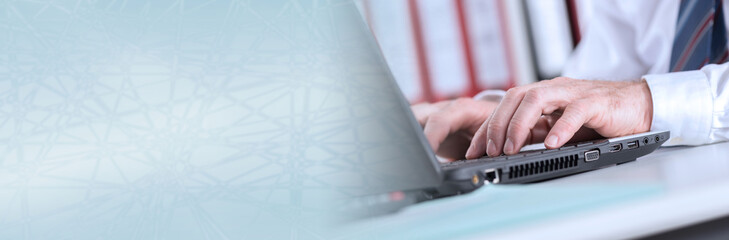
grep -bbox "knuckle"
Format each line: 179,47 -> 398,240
487,120 -> 505,133
473,122 -> 488,136
504,87 -> 524,98
523,88 -> 544,104
561,111 -> 587,128
560,116 -> 582,130
508,118 -> 529,132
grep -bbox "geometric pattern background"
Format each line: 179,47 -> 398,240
0,0 -> 438,238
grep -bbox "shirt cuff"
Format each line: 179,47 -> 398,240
473,89 -> 506,102
643,70 -> 713,146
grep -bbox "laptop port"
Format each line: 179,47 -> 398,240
585,149 -> 600,162
471,174 -> 480,185
484,168 -> 501,184
643,137 -> 649,144
627,140 -> 639,149
609,144 -> 622,153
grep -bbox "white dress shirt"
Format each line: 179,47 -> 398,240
479,0 -> 729,146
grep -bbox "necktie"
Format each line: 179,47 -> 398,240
670,0 -> 728,72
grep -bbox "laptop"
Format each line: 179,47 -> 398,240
345,4 -> 670,217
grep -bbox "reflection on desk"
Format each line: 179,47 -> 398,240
345,141 -> 729,239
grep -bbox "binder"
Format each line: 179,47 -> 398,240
462,0 -> 516,93
360,0 -> 536,103
524,0 -> 574,79
361,0 -> 424,102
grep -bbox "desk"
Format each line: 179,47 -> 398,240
349,141 -> 729,239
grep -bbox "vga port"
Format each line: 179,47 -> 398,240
585,149 -> 600,162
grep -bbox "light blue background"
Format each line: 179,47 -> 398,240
0,0 -> 434,238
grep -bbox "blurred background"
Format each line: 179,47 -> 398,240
357,0 -> 596,103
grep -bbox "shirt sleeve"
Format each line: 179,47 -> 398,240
644,63 -> 729,146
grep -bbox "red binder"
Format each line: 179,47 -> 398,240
362,0 -> 521,103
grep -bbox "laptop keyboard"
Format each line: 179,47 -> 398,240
441,141 -> 598,169
442,155 -> 508,168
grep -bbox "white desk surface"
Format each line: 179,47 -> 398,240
351,141 -> 729,239
488,141 -> 729,239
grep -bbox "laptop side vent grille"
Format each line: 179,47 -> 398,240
508,154 -> 579,179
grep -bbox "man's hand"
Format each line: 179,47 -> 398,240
411,98 -> 498,160
465,77 -> 653,158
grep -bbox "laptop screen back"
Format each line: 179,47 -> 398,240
335,5 -> 445,194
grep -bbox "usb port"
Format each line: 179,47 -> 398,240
627,140 -> 639,149
609,144 -> 622,153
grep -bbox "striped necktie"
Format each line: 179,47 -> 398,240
670,0 -> 729,72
